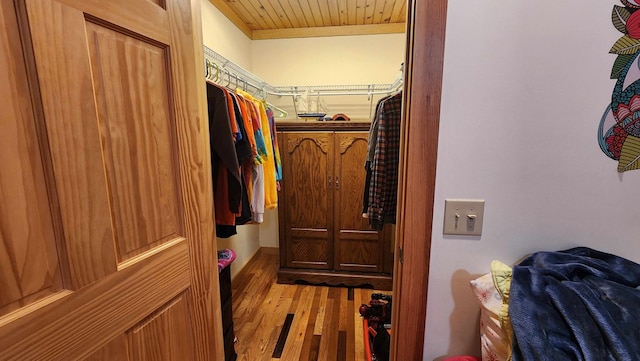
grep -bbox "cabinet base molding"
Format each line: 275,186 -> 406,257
277,268 -> 392,290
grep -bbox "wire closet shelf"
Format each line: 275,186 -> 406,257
203,45 -> 403,118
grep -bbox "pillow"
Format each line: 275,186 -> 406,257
469,262 -> 513,361
491,260 -> 513,349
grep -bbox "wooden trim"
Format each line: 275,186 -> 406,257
391,0 -> 447,360
276,121 -> 371,132
252,23 -> 406,40
277,268 -> 392,290
206,0 -> 253,39
169,0 -> 225,359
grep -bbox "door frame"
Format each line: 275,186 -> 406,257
391,0 -> 447,360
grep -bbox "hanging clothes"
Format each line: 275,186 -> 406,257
207,83 -> 243,238
237,89 -> 279,210
236,92 -> 266,223
365,91 -> 403,230
205,80 -> 282,235
266,107 -> 283,182
229,94 -> 254,226
362,94 -> 394,216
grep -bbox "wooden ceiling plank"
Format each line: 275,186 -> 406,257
277,0 -> 302,27
389,0 -> 405,23
259,0 -> 288,29
347,0 -> 357,25
372,0 -> 387,23
285,0 -> 310,27
398,0 -> 407,22
298,0 -> 318,27
243,0 -> 275,30
356,0 -> 365,25
253,0 -> 280,29
307,0 -> 325,27
364,0 -> 376,24
207,0 -> 253,37
268,0 -> 294,28
326,0 -> 340,26
252,22 -> 405,39
231,0 -> 268,31
379,0 -> 394,23
317,0 -> 333,27
337,0 -> 348,25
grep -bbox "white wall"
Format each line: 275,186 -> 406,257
252,35 -> 405,85
252,34 -> 406,121
425,1 -> 640,359
201,0 -> 259,279
200,0 -> 252,69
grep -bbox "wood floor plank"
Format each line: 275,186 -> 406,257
313,287 -> 329,335
230,247 -> 390,361
339,288 -> 348,331
315,300 -> 338,361
337,330 -> 347,361
298,287 -> 323,361
279,286 -> 314,360
353,289 -> 365,361
347,296 -> 355,360
309,334 -> 321,361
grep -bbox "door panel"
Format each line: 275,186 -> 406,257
86,22 -> 183,262
0,0 -> 223,359
0,0 -> 62,317
25,0 -> 118,288
128,293 -> 194,361
282,132 -> 333,269
285,133 -> 331,229
333,132 -> 381,272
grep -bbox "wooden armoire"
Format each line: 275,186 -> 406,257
0,0 -> 225,359
277,122 -> 393,290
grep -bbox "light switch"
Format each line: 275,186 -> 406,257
443,199 -> 485,236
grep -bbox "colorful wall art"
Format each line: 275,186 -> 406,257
599,1 -> 640,172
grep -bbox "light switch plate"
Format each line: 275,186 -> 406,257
443,199 -> 485,236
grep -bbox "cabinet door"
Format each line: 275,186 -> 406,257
0,0 -> 224,360
280,132 -> 334,269
333,132 -> 385,272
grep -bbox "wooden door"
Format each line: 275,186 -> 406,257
280,132 -> 334,270
333,132 -> 386,273
0,0 -> 224,360
391,0 -> 447,359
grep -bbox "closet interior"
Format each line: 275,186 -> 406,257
202,2 -> 407,359
205,46 -> 402,289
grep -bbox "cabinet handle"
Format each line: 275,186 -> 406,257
328,176 -> 333,189
335,176 -> 340,190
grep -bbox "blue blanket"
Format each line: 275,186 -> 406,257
510,247 -> 640,361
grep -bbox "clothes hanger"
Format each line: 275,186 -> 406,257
212,62 -> 220,82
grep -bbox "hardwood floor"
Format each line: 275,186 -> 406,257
231,247 -> 389,361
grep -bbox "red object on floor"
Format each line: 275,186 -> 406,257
442,357 -> 481,361
363,319 -> 373,361
363,318 -> 393,361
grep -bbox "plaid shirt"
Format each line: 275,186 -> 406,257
367,92 -> 402,229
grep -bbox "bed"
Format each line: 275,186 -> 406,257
470,247 -> 640,361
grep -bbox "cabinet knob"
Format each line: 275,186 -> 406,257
335,176 -> 340,190
328,176 -> 333,189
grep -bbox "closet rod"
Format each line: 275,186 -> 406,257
204,49 -> 288,117
203,45 -> 403,97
